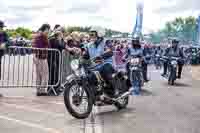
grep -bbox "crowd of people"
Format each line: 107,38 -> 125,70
0,21 -> 188,97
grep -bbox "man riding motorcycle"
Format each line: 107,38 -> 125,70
81,28 -> 117,95
125,37 -> 148,83
162,39 -> 185,79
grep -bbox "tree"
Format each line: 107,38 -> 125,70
6,27 -> 32,39
149,16 -> 198,44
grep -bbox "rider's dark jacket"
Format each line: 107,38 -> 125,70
163,47 -> 185,58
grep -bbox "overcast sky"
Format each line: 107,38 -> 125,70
0,0 -> 199,33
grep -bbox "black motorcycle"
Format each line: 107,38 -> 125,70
162,56 -> 180,85
63,58 -> 131,119
125,55 -> 144,95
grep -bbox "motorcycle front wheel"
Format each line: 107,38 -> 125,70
168,68 -> 176,85
64,81 -> 94,119
115,97 -> 129,110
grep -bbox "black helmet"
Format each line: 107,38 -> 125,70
172,38 -> 179,44
132,37 -> 140,45
131,37 -> 141,48
0,20 -> 6,28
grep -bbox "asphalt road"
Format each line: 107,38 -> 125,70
0,65 -> 200,133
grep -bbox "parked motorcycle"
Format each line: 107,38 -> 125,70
63,58 -> 131,119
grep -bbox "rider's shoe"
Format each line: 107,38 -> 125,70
161,73 -> 167,77
36,92 -> 48,96
177,75 -> 181,79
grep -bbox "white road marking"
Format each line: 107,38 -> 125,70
0,115 -> 62,133
1,103 -> 65,117
2,96 -> 64,105
48,101 -> 64,105
84,106 -> 104,133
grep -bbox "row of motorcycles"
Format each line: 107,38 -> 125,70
63,54 -> 183,119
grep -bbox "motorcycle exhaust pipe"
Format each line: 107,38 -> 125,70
115,88 -> 134,101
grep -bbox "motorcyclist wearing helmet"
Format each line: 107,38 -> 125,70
0,20 -> 9,97
125,37 -> 148,82
162,39 -> 185,78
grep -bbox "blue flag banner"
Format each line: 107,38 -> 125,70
132,3 -> 143,38
198,16 -> 200,43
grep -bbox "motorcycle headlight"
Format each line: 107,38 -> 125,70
130,58 -> 140,65
70,59 -> 79,71
156,54 -> 160,57
171,60 -> 177,65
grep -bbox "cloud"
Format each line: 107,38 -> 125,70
7,5 -> 50,11
1,0 -> 199,32
58,3 -> 102,14
154,0 -> 200,14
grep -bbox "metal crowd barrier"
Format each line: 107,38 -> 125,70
0,46 -> 61,92
61,50 -> 75,86
0,47 -> 129,95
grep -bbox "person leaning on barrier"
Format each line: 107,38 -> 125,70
60,35 -> 82,84
48,29 -> 66,96
0,20 -> 9,97
32,24 -> 51,96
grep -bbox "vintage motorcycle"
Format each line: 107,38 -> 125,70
126,55 -> 144,95
63,58 -> 131,119
161,56 -> 180,85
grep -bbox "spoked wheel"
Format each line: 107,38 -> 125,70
64,82 -> 93,119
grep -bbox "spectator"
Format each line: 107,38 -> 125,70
61,35 -> 82,83
48,30 -> 65,95
32,24 -> 50,96
0,20 -> 8,97
53,24 -> 61,31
